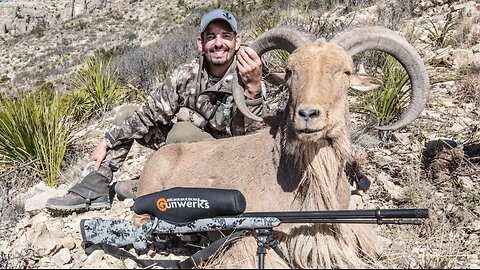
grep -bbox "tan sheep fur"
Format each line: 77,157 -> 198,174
134,39 -> 383,268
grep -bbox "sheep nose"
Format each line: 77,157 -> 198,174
298,108 -> 320,121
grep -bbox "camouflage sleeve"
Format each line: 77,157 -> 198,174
104,62 -> 196,148
246,79 -> 267,117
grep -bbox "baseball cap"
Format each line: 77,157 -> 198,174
199,8 -> 237,34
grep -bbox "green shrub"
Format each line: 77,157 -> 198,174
62,88 -> 95,122
0,93 -> 37,165
31,90 -> 74,186
75,20 -> 88,31
0,88 -> 74,186
351,52 -> 410,128
71,56 -> 128,116
425,11 -> 458,48
249,14 -> 289,73
30,26 -> 45,37
0,75 -> 10,84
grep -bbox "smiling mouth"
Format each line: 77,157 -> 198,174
211,49 -> 228,55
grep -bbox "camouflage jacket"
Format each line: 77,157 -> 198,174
104,54 -> 266,149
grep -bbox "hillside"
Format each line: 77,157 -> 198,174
0,0 -> 209,94
0,0 -> 479,268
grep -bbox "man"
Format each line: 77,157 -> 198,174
46,8 -> 265,212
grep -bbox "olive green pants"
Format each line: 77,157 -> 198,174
165,122 -> 213,144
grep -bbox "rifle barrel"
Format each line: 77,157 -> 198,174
240,208 -> 429,220
254,219 -> 423,225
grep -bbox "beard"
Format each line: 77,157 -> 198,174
204,46 -> 236,67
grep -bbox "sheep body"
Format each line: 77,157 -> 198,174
135,40 -> 383,268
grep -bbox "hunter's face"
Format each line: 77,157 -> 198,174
197,20 -> 240,69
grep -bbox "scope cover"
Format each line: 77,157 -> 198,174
133,187 -> 246,224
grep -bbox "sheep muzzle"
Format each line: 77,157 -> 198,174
294,104 -> 326,133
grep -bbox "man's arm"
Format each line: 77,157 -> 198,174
104,83 -> 180,148
89,139 -> 109,171
89,80 -> 182,171
101,60 -> 198,154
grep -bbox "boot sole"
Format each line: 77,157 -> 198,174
46,202 -> 111,212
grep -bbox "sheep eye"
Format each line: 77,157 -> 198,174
344,70 -> 351,76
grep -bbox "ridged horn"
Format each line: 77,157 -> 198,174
233,27 -> 313,122
329,26 -> 430,130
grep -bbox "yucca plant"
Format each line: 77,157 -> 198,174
62,88 -> 95,122
0,93 -> 37,166
31,90 -> 74,186
71,55 -> 127,116
0,89 -> 74,186
425,11 -> 458,48
351,52 -> 410,127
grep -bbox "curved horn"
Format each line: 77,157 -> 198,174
233,27 -> 314,122
329,26 -> 430,130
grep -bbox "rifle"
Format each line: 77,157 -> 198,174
80,187 -> 429,269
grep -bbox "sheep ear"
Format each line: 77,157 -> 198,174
350,75 -> 382,91
265,72 -> 287,86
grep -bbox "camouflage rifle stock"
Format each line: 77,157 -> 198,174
80,208 -> 429,268
80,216 -> 281,250
80,188 -> 429,269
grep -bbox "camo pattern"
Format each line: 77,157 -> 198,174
81,219 -> 152,250
80,217 -> 281,251
100,53 -> 265,172
104,54 -> 265,149
152,216 -> 281,234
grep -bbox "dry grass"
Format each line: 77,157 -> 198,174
111,25 -> 198,92
0,169 -> 35,243
379,217 -> 466,268
450,15 -> 480,49
354,116 -> 480,268
455,74 -> 480,108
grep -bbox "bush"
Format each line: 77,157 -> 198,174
111,26 -> 198,92
0,75 -> 10,84
424,11 -> 458,48
0,88 -> 74,186
71,55 -> 128,117
376,0 -> 423,30
62,88 -> 95,122
350,52 -> 410,128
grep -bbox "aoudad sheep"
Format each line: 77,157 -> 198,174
133,26 -> 430,268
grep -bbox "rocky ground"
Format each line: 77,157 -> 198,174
0,0 -> 479,269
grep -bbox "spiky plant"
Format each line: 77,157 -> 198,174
351,52 -> 410,128
71,55 -> 127,116
0,89 -> 74,186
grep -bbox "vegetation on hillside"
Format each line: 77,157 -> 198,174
0,0 -> 478,268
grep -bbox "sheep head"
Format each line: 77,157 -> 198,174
286,40 -> 354,142
234,26 -> 429,131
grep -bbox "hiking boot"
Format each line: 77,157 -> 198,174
114,179 -> 139,200
46,192 -> 110,212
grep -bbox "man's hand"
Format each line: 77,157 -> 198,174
237,47 -> 262,99
89,139 -> 109,171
